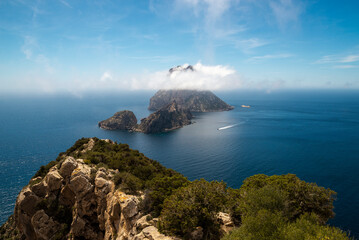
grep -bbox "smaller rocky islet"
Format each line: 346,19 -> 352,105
99,101 -> 192,134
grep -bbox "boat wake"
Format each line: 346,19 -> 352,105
217,123 -> 240,131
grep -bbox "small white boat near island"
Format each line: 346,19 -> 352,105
241,105 -> 251,108
218,124 -> 239,131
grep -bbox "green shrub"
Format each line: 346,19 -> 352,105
33,161 -> 57,178
222,212 -> 351,240
239,185 -> 287,218
240,174 -> 336,223
113,172 -> 143,194
159,179 -> 229,239
146,174 -> 189,217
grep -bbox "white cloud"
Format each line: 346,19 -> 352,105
21,36 -> 36,60
100,72 -> 113,82
339,55 -> 359,63
248,53 -> 292,62
130,62 -> 241,90
59,0 -> 72,8
21,36 -> 54,74
235,38 -> 269,53
315,54 -> 359,64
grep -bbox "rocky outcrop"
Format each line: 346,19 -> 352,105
137,101 -> 192,134
99,110 -> 138,130
99,102 -> 192,134
1,138 -> 237,240
8,153 -> 176,239
148,90 -> 234,112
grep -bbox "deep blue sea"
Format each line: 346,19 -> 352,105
0,90 -> 358,237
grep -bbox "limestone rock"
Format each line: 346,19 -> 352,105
7,140 -> 177,240
148,89 -> 234,112
31,180 -> 47,198
99,110 -> 138,130
59,156 -> 78,178
137,101 -> 192,134
31,210 -> 60,240
217,212 -> 234,233
45,170 -> 63,192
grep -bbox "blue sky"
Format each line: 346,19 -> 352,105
1,0 -> 359,93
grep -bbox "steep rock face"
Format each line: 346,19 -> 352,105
99,110 -> 137,130
9,151 -> 175,239
148,90 -> 234,112
137,101 -> 192,134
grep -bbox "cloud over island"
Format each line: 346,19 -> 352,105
129,62 -> 241,90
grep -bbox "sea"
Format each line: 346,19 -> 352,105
0,90 -> 358,237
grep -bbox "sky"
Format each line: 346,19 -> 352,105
1,0 -> 359,94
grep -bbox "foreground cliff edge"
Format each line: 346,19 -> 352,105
0,138 -> 352,240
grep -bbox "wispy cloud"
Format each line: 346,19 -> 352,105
129,55 -> 182,63
333,65 -> 358,69
340,55 -> 359,63
21,36 -> 54,74
269,0 -> 304,30
315,54 -> 359,64
100,72 -> 113,82
247,53 -> 293,62
59,0 -> 72,8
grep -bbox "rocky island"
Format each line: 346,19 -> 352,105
148,89 -> 234,112
136,101 -> 192,134
0,138 -> 351,240
99,101 -> 192,134
98,110 -> 137,130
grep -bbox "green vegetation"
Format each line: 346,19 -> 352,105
222,174 -> 350,240
159,179 -> 229,239
30,138 -> 351,240
239,174 -> 336,223
67,138 -> 189,214
222,211 -> 351,240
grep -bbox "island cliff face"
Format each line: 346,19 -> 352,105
137,101 -> 192,134
98,110 -> 137,130
148,90 -> 234,112
98,102 -> 192,134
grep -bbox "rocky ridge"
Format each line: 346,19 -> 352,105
5,139 -> 176,240
136,101 -> 192,134
98,110 -> 137,130
148,90 -> 234,112
99,101 -> 192,133
1,138 -> 234,240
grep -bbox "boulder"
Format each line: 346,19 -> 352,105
45,170 -> 63,192
31,210 -> 60,240
59,156 -> 78,178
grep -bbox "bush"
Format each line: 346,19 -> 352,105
239,185 -> 287,218
33,161 -> 57,178
159,179 -> 229,239
223,212 -> 351,240
146,175 -> 189,217
239,174 -> 336,223
113,172 -> 143,194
